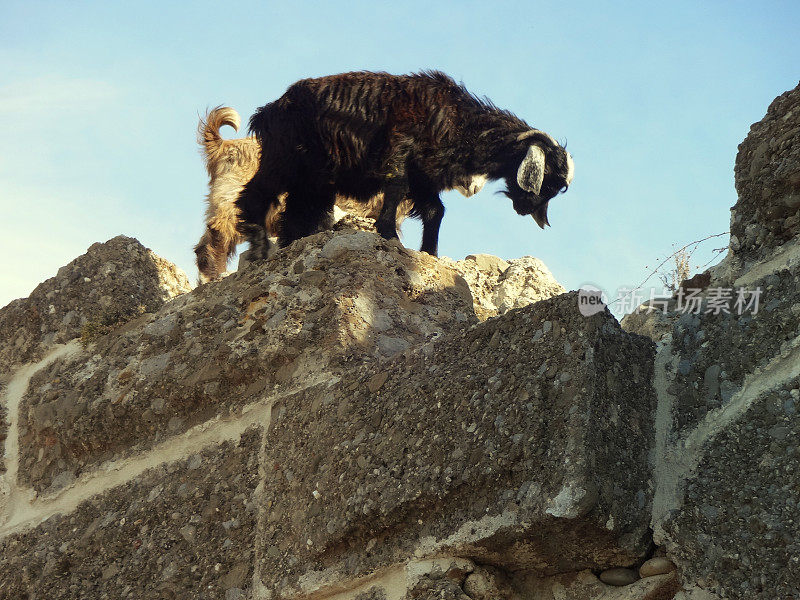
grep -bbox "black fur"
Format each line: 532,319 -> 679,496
236,71 -> 572,256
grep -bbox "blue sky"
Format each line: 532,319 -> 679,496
1,1 -> 798,313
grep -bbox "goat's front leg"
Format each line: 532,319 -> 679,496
418,195 -> 445,256
375,180 -> 408,241
406,176 -> 445,256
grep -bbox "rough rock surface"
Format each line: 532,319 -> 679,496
257,217 -> 566,323
443,254 -> 565,320
5,83 -> 800,600
0,382 -> 6,474
16,229 -> 475,494
732,81 -> 800,260
257,292 -> 656,599
0,427 -> 260,599
621,83 -> 800,600
627,267 -> 799,438
620,307 -> 675,344
331,562 -> 680,600
623,268 -> 800,599
663,376 -> 800,599
0,235 -> 191,374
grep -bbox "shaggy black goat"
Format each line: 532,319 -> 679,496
236,71 -> 574,257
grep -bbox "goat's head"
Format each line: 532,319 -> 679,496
504,130 -> 574,229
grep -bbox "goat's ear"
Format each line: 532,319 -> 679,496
517,145 -> 546,194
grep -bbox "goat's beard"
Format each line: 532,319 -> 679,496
531,202 -> 550,228
506,191 -> 550,229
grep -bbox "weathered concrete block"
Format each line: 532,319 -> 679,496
661,376 -> 800,599
623,260 -> 799,435
0,426 -> 261,599
16,229 -> 474,494
256,293 -> 656,599
624,269 -> 800,598
623,219 -> 800,597
0,235 -> 191,375
732,81 -> 800,260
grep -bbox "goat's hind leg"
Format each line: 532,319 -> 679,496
278,182 -> 337,247
374,180 -> 408,242
236,177 -> 280,261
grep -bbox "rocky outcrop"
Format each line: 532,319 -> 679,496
622,82 -> 800,599
731,81 -> 800,261
243,216 -> 567,323
15,228 -> 475,495
442,254 -> 565,321
0,235 -> 191,376
0,219 -> 660,599
2,83 -> 799,600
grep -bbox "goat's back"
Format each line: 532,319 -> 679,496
249,71 -> 470,168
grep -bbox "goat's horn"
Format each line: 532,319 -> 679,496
517,145 -> 546,194
516,129 -> 559,146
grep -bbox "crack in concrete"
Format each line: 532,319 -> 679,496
734,237 -> 800,288
1,343 -> 80,526
652,333 -> 800,542
0,393 -> 273,538
650,336 -> 680,538
682,336 -> 800,454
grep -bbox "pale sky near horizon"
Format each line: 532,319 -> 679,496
1,1 -> 798,314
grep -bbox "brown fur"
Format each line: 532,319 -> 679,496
195,106 -> 411,283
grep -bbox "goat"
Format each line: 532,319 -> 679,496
194,106 -> 411,283
235,70 -> 574,259
195,107 -> 261,283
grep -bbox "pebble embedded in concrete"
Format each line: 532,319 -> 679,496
639,556 -> 677,578
599,567 -> 639,586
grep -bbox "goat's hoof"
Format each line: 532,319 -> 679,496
377,231 -> 400,242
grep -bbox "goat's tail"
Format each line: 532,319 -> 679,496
198,106 -> 241,167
